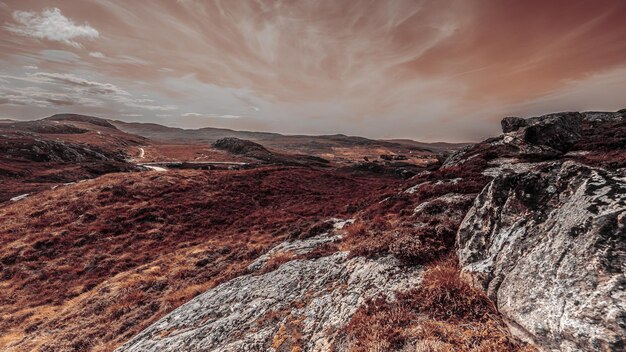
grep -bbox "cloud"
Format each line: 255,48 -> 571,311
89,51 -> 105,58
30,72 -> 130,96
5,7 -> 99,48
40,49 -> 81,63
0,72 -> 177,112
182,112 -> 242,119
119,99 -> 177,111
0,85 -> 100,107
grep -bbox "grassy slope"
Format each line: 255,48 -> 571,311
0,167 -> 400,351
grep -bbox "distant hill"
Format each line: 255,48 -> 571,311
45,113 -> 118,129
110,119 -> 463,159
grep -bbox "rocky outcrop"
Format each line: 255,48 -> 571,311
213,137 -> 272,159
500,112 -> 583,151
117,228 -> 422,352
440,144 -> 475,168
5,120 -> 88,134
0,135 -> 127,163
113,108 -> 624,352
582,110 -> 625,122
443,111 -> 584,168
457,161 -> 626,351
499,112 -> 583,157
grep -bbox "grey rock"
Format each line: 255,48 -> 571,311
412,193 -> 476,240
441,145 -> 475,168
503,112 -> 583,152
582,111 -> 625,122
481,157 -> 551,178
404,177 -> 462,194
117,246 -> 421,352
501,116 -> 528,133
457,161 -> 626,351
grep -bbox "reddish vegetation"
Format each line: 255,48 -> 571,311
568,118 -> 626,169
4,113 -> 594,351
336,258 -> 535,351
342,152 -> 491,266
340,115 -> 624,265
132,143 -> 252,163
334,148 -> 537,351
0,118 -> 143,202
0,167 -> 400,351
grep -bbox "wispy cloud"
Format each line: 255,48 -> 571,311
0,72 -> 177,112
30,72 -> 130,96
5,8 -> 99,48
181,112 -> 202,117
182,112 -> 242,119
89,51 -> 105,58
0,85 -> 100,107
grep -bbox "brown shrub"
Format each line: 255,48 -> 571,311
342,220 -> 391,259
336,258 -> 534,352
341,144 -> 493,266
568,150 -> 626,169
389,228 -> 447,265
342,191 -> 473,266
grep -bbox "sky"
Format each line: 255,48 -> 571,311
1,0 -> 625,141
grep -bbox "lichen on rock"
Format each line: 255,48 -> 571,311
457,161 -> 626,351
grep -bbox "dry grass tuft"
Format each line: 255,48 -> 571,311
336,257 -> 535,352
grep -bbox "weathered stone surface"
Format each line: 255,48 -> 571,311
444,111 -> 585,168
441,144 -> 475,168
503,112 -> 583,152
583,110 -> 625,122
117,234 -> 421,352
481,157 -> 550,178
457,161 -> 626,351
501,116 -> 528,133
404,177 -> 462,194
413,192 -> 474,218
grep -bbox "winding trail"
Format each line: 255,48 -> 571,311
133,146 -> 248,172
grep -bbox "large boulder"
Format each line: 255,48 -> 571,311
502,112 -> 583,152
444,112 -> 585,168
457,161 -> 626,351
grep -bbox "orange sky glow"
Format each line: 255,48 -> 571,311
1,0 -> 625,141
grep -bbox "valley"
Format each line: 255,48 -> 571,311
0,110 -> 624,351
